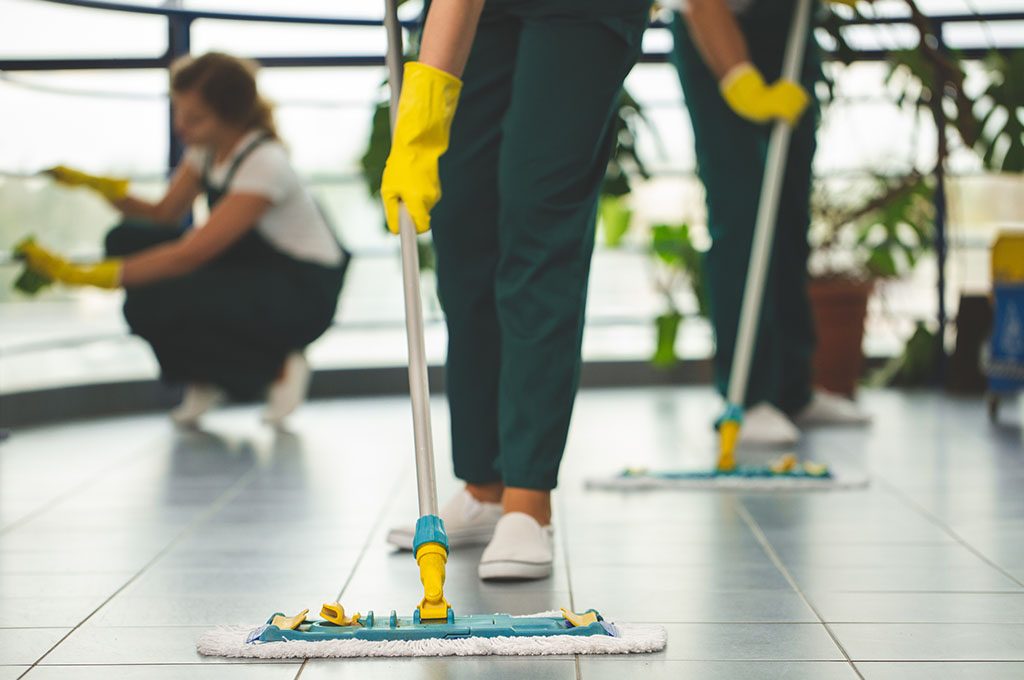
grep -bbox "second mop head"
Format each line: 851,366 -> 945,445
587,454 -> 869,491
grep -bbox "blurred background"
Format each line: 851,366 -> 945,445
1,0 -> 1022,407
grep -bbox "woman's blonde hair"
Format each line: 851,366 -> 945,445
170,52 -> 278,139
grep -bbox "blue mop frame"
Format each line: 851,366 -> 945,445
249,610 -> 618,643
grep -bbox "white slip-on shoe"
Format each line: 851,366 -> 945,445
739,403 -> 801,447
796,389 -> 872,427
262,352 -> 311,426
170,384 -> 225,427
478,512 -> 554,582
386,489 -> 503,551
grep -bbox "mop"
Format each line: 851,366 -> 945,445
588,0 -> 866,493
198,0 -> 665,658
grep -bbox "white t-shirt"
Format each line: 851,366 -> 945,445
182,130 -> 342,267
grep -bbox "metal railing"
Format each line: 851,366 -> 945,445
3,1 -> 1021,165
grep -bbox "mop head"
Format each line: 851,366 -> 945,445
586,454 -> 869,491
197,608 -> 666,659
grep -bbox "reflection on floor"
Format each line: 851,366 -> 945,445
0,387 -> 1022,679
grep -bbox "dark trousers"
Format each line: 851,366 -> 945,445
106,220 -> 343,400
430,1 -> 649,490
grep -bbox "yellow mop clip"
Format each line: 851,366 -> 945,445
270,609 -> 309,631
320,602 -> 361,627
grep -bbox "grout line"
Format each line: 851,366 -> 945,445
11,662 -> 301,667
734,499 -> 866,680
17,463 -> 262,680
876,477 -> 1024,589
555,493 -> 583,680
0,431 -> 170,536
293,464 -> 410,679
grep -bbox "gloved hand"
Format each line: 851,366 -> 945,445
380,62 -> 463,235
720,63 -> 809,126
15,239 -> 122,289
44,165 -> 130,202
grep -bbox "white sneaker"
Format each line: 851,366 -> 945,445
170,384 -> 225,427
796,389 -> 872,427
740,403 -> 801,447
386,489 -> 503,551
478,512 -> 554,582
262,353 -> 310,426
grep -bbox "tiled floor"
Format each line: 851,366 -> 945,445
0,387 -> 1021,679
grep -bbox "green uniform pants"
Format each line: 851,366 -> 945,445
670,3 -> 821,414
431,0 -> 649,490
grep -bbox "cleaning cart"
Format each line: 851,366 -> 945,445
986,231 -> 1024,424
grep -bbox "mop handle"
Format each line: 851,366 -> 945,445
384,0 -> 439,518
725,0 -> 813,409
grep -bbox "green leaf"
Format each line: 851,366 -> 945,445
650,223 -> 710,319
599,195 -> 633,248
867,322 -> 938,387
652,311 -> 683,368
973,49 -> 1024,171
866,248 -> 898,278
651,223 -> 686,266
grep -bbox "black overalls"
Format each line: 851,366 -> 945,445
105,135 -> 347,400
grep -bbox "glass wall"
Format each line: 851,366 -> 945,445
1,0 -> 1022,392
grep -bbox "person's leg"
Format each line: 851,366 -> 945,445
430,12 -> 520,491
741,6 -> 821,415
670,15 -> 781,408
773,111 -> 818,415
124,264 -> 298,400
494,11 -> 647,521
150,326 -> 282,399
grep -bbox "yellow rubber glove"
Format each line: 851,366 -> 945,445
720,63 -> 809,127
45,165 -> 130,202
16,239 -> 122,289
380,62 -> 463,235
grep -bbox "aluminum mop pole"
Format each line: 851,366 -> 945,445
383,0 -> 451,621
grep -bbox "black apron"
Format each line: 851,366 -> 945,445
106,133 -> 348,400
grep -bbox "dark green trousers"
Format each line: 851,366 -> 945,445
106,220 -> 344,400
670,4 -> 821,414
431,1 -> 649,490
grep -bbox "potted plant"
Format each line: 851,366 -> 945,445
648,222 -> 709,367
809,173 -> 935,395
814,0 -> 1023,393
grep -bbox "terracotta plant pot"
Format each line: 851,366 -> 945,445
808,277 -> 874,397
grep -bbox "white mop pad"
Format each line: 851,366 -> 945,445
197,611 -> 666,659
